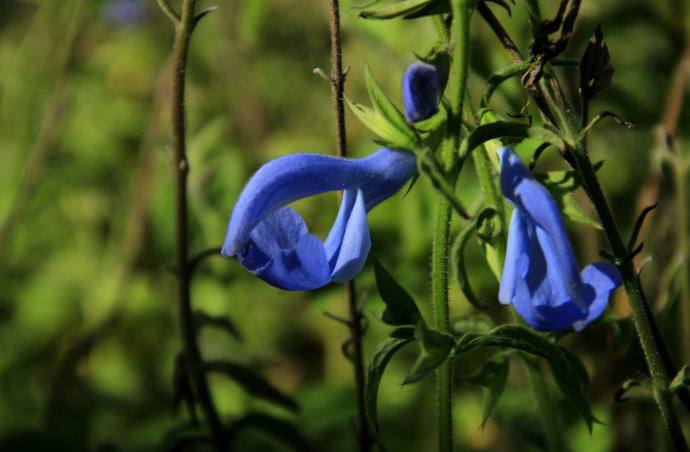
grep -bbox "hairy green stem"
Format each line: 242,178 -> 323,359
430,2 -> 471,451
167,1 -> 227,449
572,142 -> 688,451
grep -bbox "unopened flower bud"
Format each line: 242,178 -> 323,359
402,62 -> 439,123
579,25 -> 615,100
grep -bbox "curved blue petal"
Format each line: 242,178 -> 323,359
573,262 -> 622,331
402,62 -> 439,123
241,207 -> 331,291
222,148 -> 416,258
328,189 -> 371,283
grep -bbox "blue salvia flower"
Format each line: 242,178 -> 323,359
497,146 -> 622,331
222,61 -> 438,291
402,61 -> 439,123
222,149 -> 417,290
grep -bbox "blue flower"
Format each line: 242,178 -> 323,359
497,146 -> 622,332
402,62 -> 439,123
222,148 -> 417,291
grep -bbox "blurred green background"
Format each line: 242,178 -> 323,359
0,0 -> 688,450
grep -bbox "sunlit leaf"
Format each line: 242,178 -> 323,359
669,365 -> 690,393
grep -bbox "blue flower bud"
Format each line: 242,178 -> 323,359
402,62 -> 439,123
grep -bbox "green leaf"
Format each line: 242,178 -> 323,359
347,99 -> 416,150
204,360 -> 298,412
669,365 -> 690,392
451,219 -> 488,310
451,314 -> 494,335
474,207 -> 505,279
373,258 -> 422,326
404,322 -> 455,385
365,65 -> 418,147
549,346 -> 599,431
231,413 -> 312,451
459,354 -> 509,429
459,121 -> 566,159
455,325 -> 569,377
357,0 -> 439,19
365,327 -> 416,431
534,169 -> 602,229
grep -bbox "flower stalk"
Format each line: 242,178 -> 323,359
431,1 -> 471,450
165,0 -> 226,449
328,1 -> 372,449
570,140 -> 688,451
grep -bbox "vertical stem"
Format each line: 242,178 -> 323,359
572,143 -> 688,451
169,2 -> 226,449
328,1 -> 371,450
431,2 -> 471,451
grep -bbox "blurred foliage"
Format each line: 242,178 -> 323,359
0,0 -> 688,451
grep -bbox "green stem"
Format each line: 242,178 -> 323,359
572,142 -> 688,451
432,198 -> 453,452
430,2 -> 471,451
168,1 -> 227,449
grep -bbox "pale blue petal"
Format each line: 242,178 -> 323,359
499,210 -> 527,305
330,189 -> 371,283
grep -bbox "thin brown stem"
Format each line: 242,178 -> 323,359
328,1 -> 371,450
169,1 -> 226,449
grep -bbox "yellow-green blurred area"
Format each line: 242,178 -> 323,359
0,0 -> 688,451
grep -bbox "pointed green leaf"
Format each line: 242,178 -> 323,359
459,354 -> 509,428
670,365 -> 690,393
364,65 -> 419,147
455,325 -> 569,376
404,322 -> 455,385
373,258 -> 422,326
451,314 -> 494,335
474,207 -> 505,279
232,413 -> 312,451
357,0 -> 438,19
347,98 -> 416,150
451,219 -> 488,310
365,327 -> 416,431
204,360 -> 298,412
549,346 -> 599,432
